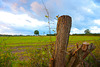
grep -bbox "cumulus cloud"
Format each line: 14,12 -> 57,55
90,26 -> 100,33
0,24 -> 11,31
20,6 -> 26,12
71,28 -> 85,34
29,0 -> 100,34
1,0 -> 27,13
1,0 -> 100,34
82,7 -> 94,14
29,0 -> 98,20
0,11 -> 48,35
71,26 -> 100,34
30,1 -> 58,18
11,3 -> 18,13
0,23 -> 15,35
20,6 -> 35,18
31,2 -> 44,16
94,19 -> 100,25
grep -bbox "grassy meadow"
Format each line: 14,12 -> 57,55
0,36 -> 100,67
0,36 -> 100,46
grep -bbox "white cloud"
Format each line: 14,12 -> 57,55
90,26 -> 100,33
71,26 -> 100,34
0,24 -> 11,31
11,3 -> 18,13
71,28 -> 85,34
1,0 -> 100,35
31,2 -> 44,16
0,23 -> 16,35
82,7 -> 94,14
94,19 -> 100,25
0,11 -> 48,35
20,6 -> 35,18
20,7 -> 26,12
91,1 -> 100,8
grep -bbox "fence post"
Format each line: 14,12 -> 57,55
54,15 -> 72,67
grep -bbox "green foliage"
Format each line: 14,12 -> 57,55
0,48 -> 16,67
84,55 -> 97,67
93,40 -> 100,59
29,46 -> 51,67
34,30 -> 39,36
45,15 -> 48,18
84,29 -> 91,34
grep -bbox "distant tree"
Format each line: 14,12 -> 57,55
84,29 -> 91,34
34,30 -> 39,36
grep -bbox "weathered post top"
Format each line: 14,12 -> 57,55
59,15 -> 71,19
58,15 -> 71,22
54,15 -> 72,67
57,15 -> 72,35
58,15 -> 71,24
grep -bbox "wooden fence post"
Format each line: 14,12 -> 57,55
54,15 -> 72,67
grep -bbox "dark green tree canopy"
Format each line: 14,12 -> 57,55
84,29 -> 91,34
34,30 -> 39,36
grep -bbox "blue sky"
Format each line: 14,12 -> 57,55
0,0 -> 100,35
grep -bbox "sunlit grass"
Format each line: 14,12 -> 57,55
0,36 -> 100,47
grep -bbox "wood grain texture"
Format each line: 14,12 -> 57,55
54,15 -> 72,67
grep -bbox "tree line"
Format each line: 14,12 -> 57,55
0,29 -> 100,36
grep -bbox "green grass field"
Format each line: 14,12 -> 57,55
0,36 -> 100,67
0,36 -> 100,46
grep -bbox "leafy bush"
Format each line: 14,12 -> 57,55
0,50 -> 16,67
29,46 -> 52,67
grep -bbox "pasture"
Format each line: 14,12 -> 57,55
0,36 -> 100,67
